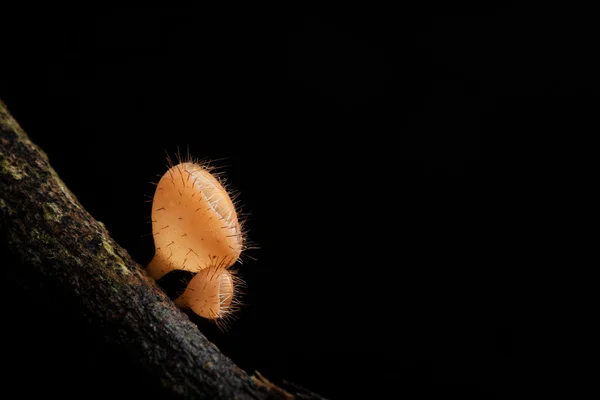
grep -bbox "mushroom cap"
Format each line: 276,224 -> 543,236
175,266 -> 236,320
147,162 -> 242,280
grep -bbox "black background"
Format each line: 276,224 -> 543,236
3,4 -> 584,399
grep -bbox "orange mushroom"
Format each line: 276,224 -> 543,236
175,265 -> 242,323
146,158 -> 246,326
147,161 -> 243,280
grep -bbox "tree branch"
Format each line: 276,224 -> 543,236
0,100 -> 325,400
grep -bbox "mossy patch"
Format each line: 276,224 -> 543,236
42,202 -> 63,223
103,238 -> 131,276
1,158 -> 28,180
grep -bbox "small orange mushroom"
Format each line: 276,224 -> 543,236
175,265 -> 241,322
146,157 -> 246,326
147,161 -> 243,280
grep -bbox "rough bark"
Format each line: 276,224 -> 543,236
0,100 -> 326,400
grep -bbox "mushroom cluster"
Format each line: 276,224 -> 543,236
147,159 -> 245,325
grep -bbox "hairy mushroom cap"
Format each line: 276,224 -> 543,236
175,265 -> 241,323
147,162 -> 242,280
